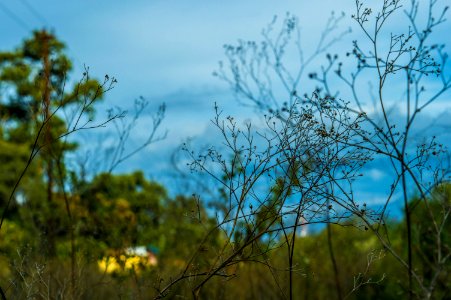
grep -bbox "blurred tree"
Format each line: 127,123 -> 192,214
0,29 -> 105,256
391,184 -> 451,299
76,171 -> 166,252
158,195 -> 220,260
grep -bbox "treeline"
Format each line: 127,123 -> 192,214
0,166 -> 449,299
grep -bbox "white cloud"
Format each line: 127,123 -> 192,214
366,168 -> 385,181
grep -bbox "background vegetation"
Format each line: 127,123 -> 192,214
0,0 -> 450,299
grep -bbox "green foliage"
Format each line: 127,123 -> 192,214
158,195 -> 220,259
0,29 -> 110,258
78,171 -> 166,251
0,140 -> 28,208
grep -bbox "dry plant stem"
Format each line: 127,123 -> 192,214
108,98 -> 166,173
215,12 -> 350,113
191,215 -> 281,299
343,250 -> 386,299
314,0 -> 450,297
55,156 -> 76,299
162,1 -> 450,298
0,71 -> 120,299
369,3 -> 411,296
154,177 -> 287,298
169,15 -> 355,292
0,75 -> 118,230
326,208 -> 343,300
158,96 -> 368,298
329,169 -> 429,295
0,73 -> 119,229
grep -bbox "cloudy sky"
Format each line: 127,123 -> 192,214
0,0 -> 356,164
1,0 -> 451,213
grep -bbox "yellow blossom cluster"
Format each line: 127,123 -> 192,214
97,254 -> 155,274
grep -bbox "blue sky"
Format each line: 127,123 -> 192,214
1,0 -> 451,213
0,0 -> 356,167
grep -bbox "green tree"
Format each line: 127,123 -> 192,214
77,171 -> 166,253
0,29 -> 107,256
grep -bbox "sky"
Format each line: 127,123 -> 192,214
0,0 -> 357,168
1,0 -> 451,214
